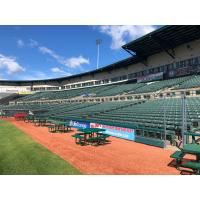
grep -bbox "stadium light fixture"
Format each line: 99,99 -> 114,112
96,39 -> 102,69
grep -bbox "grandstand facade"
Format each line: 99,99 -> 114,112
1,25 -> 200,148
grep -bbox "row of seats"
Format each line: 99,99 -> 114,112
2,97 -> 200,145
173,75 -> 200,90
85,98 -> 192,131
3,97 -> 200,132
15,75 -> 197,102
128,76 -> 190,94
0,93 -> 13,99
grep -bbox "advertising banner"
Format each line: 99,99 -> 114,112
69,120 -> 90,129
168,65 -> 200,78
90,122 -> 135,141
137,72 -> 163,83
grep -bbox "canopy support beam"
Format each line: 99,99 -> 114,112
150,35 -> 175,59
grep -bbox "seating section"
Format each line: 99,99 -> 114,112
2,95 -> 200,146
173,75 -> 200,90
3,97 -> 200,131
0,93 -> 12,99
1,100 -> 141,119
89,98 -> 200,130
95,83 -> 145,96
15,75 -> 195,103
0,93 -> 25,105
128,76 -> 190,94
3,74 -> 200,147
17,83 -> 146,102
85,98 -> 187,130
52,101 -> 139,120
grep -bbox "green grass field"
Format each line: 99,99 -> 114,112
0,120 -> 81,175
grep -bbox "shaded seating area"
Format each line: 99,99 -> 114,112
72,128 -> 110,146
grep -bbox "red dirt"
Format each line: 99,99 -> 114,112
4,118 -> 182,175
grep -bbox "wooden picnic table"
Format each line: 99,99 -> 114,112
182,144 -> 200,161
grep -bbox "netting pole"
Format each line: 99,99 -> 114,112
181,93 -> 187,147
163,95 -> 167,148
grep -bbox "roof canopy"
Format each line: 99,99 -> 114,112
122,25 -> 200,59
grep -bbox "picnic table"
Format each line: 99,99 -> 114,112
184,132 -> 200,144
73,128 -> 110,146
47,120 -> 71,133
78,128 -> 106,135
182,144 -> 200,161
24,115 -> 35,123
34,117 -> 47,126
78,128 -> 106,139
170,144 -> 200,174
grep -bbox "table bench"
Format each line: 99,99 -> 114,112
170,151 -> 185,168
170,144 -> 200,174
86,135 -> 110,146
181,161 -> 200,174
72,134 -> 85,145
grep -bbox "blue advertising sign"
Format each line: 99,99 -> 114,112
69,120 -> 90,129
90,123 -> 135,141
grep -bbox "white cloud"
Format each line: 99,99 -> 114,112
28,39 -> 39,47
64,55 -> 89,68
51,67 -> 65,73
0,53 -> 25,74
16,38 -> 90,70
17,39 -> 25,48
17,38 -> 39,48
39,46 -> 89,68
39,46 -> 62,61
51,67 -> 72,77
98,25 -> 156,49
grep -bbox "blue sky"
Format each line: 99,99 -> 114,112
0,25 -> 160,80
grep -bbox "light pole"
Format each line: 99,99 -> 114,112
96,39 -> 102,69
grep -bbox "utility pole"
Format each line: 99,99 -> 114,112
96,39 -> 102,69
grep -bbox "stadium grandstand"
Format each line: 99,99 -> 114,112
1,25 -> 200,150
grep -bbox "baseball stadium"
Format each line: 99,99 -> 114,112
1,25 -> 200,175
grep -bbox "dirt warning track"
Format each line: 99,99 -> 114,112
5,118 -> 179,175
